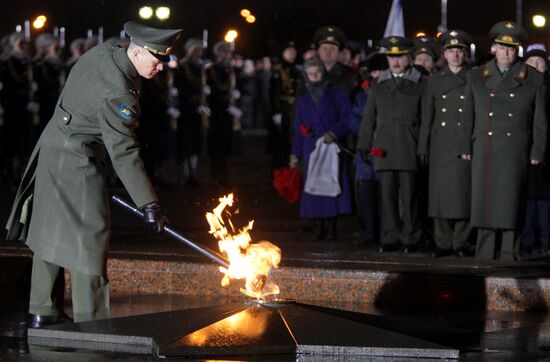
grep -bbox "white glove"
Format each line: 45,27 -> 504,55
289,154 -> 299,168
27,101 -> 40,113
169,87 -> 179,97
203,85 -> 211,96
272,113 -> 282,126
166,106 -> 180,119
227,105 -> 243,119
231,89 -> 241,100
197,105 -> 211,117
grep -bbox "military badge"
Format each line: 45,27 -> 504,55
119,103 -> 136,121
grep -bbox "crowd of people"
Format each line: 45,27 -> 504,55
1,21 -> 549,262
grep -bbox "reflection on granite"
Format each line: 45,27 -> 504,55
62,258 -> 550,312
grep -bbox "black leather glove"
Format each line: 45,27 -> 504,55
359,149 -> 372,164
417,154 -> 428,167
141,202 -> 168,233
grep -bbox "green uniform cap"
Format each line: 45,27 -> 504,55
489,21 -> 527,47
380,36 -> 414,55
439,30 -> 473,49
124,21 -> 182,61
413,36 -> 439,59
313,26 -> 346,49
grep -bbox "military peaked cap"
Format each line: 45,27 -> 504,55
314,26 -> 346,49
124,21 -> 182,61
439,30 -> 472,49
380,36 -> 414,55
413,36 -> 439,59
489,21 -> 527,47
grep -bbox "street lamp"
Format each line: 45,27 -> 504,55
245,15 -> 256,24
224,30 -> 238,43
532,14 -> 546,28
32,15 -> 47,29
415,32 -> 426,38
240,9 -> 250,17
156,6 -> 170,21
139,6 -> 153,20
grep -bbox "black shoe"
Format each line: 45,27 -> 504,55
403,244 -> 417,254
454,246 -> 468,258
431,247 -> 452,258
379,243 -> 399,253
29,314 -> 60,328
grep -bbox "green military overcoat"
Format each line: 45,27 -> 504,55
357,66 -> 426,171
458,59 -> 547,229
5,43 -> 158,277
418,65 -> 471,219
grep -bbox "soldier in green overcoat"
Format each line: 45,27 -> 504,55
5,21 -> 180,325
418,30 -> 473,257
357,36 -> 426,253
458,21 -> 547,260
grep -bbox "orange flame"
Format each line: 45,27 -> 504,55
206,193 -> 281,299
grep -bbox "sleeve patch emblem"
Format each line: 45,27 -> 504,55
119,103 -> 136,121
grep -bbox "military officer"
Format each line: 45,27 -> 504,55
313,26 -> 356,94
412,36 -> 439,74
418,30 -> 473,257
267,41 -> 302,171
6,21 -> 180,326
357,36 -> 426,253
458,21 -> 547,260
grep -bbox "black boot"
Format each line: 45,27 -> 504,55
326,217 -> 338,240
312,219 -> 326,240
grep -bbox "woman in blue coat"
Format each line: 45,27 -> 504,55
290,57 -> 352,240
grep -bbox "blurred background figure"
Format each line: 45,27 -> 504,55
254,56 -> 271,130
33,33 -> 65,135
521,45 -> 550,257
412,36 -> 439,74
174,38 -> 208,188
268,41 -> 302,172
65,37 -> 85,75
0,32 -> 34,188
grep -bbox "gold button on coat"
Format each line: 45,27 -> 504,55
442,108 -> 447,112
442,95 -> 447,99
488,131 -> 493,136
489,112 -> 494,116
441,122 -> 446,127
458,108 -> 463,112
510,93 -> 515,97
508,113 -> 513,117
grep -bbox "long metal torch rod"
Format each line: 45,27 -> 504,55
111,195 -> 229,268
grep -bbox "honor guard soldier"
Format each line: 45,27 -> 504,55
458,21 -> 548,260
0,32 -> 35,187
174,38 -> 208,187
313,26 -> 356,95
412,36 -> 439,74
357,36 -> 426,253
33,33 -> 65,130
206,41 -> 240,186
418,30 -> 474,257
267,41 -> 302,170
6,21 -> 180,326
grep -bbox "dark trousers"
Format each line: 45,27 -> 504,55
522,200 -> 550,251
434,218 -> 471,250
476,228 -> 520,261
357,180 -> 379,242
378,171 -> 419,245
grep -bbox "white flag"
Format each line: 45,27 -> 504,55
384,0 -> 405,37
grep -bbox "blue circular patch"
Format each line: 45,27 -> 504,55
119,103 -> 135,121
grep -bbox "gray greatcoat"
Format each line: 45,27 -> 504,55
357,66 -> 426,171
6,43 -> 158,277
458,59 -> 547,229
418,65 -> 471,219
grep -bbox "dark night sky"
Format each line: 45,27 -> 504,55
1,0 -> 549,58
